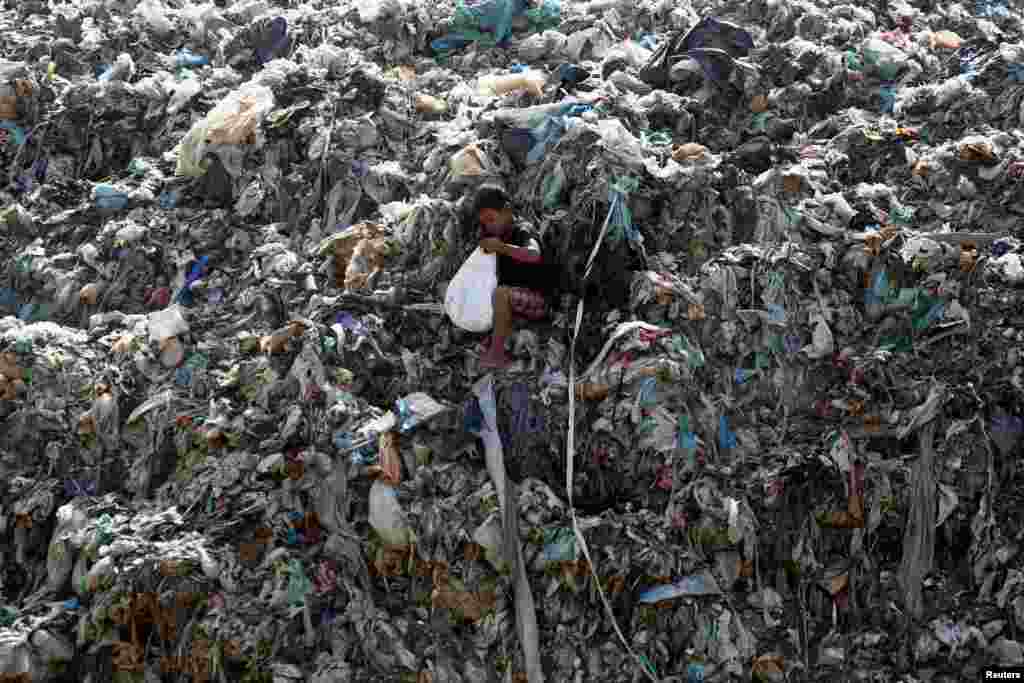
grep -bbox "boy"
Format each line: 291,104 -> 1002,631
471,185 -> 548,369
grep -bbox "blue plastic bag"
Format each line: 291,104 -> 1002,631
176,48 -> 209,68
255,17 -> 290,65
94,184 -> 129,210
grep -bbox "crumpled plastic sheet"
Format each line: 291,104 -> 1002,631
1,0 -> 1024,679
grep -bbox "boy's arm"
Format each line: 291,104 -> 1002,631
501,244 -> 541,263
499,236 -> 541,263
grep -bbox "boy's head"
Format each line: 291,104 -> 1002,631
473,185 -> 514,237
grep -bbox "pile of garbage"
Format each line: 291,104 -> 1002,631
2,0 -> 1024,680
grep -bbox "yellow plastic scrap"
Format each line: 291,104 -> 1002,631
929,30 -> 962,49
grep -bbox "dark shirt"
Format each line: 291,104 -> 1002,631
496,223 -> 544,291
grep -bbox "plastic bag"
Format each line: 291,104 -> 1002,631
478,70 -> 546,97
46,503 -> 88,593
0,631 -> 31,678
445,248 -> 497,332
359,0 -> 406,23
167,74 -> 201,114
93,184 -> 129,210
604,40 -> 653,70
369,479 -> 413,546
861,37 -> 908,80
453,0 -> 526,45
133,0 -> 174,36
148,306 -> 189,343
542,159 -> 566,207
449,144 -> 489,180
206,85 -> 275,144
174,84 -> 275,177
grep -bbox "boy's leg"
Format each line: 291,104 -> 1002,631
508,287 -> 547,320
481,286 -> 513,369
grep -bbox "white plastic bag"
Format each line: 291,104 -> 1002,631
148,306 -> 189,343
174,83 -> 275,177
167,74 -> 201,115
369,480 -> 413,546
445,248 -> 497,332
133,0 -> 174,36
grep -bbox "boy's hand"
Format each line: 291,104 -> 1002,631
480,238 -> 505,254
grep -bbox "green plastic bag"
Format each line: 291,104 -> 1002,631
541,160 -> 566,208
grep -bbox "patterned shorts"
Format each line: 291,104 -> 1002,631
508,287 -> 547,320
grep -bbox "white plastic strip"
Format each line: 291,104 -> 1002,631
473,376 -> 545,683
567,299 -> 659,682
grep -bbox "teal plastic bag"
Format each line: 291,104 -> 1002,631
451,0 -> 525,45
541,160 -> 565,208
287,559 -> 312,605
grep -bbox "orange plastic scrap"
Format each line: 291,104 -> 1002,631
605,575 -> 626,594
372,543 -> 414,577
817,492 -> 864,529
111,640 -> 144,673
655,286 -> 674,305
377,431 -> 402,485
671,143 -> 708,162
879,224 -> 900,241
959,142 -> 994,162
782,173 -> 802,193
960,242 -> 978,273
463,541 -> 484,562
413,557 -> 447,578
864,414 -> 882,433
77,412 -> 96,436
109,600 -> 131,626
752,655 -> 785,678
179,638 -> 212,683
259,328 -> 293,354
574,382 -> 610,401
331,222 -> 387,286
431,583 -> 497,622
553,559 -> 591,580
222,640 -> 242,658
827,573 -> 850,596
864,233 -> 883,257
286,458 -> 305,480
0,352 -> 24,400
0,96 -> 16,120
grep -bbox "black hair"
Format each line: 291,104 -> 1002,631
472,184 -> 511,212
462,184 -> 511,239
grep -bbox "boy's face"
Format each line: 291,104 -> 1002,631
479,207 -> 513,237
